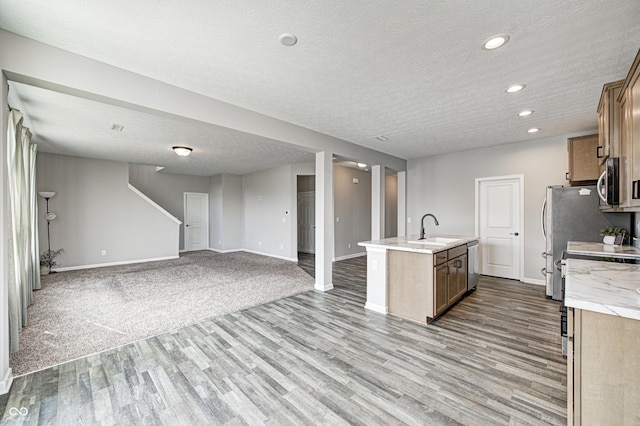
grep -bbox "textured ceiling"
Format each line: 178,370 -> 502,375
8,82 -> 314,176
2,0 -> 640,170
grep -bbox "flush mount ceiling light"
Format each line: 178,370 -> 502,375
528,128 -> 540,133
482,34 -> 510,50
172,146 -> 193,156
279,33 -> 297,46
506,84 -> 526,93
357,162 -> 367,168
518,110 -> 534,117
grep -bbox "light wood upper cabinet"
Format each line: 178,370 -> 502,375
618,48 -> 640,209
567,134 -> 600,185
597,80 -> 623,164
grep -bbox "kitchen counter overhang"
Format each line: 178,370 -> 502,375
358,235 -> 480,253
565,258 -> 640,321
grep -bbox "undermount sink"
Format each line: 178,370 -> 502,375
408,237 -> 461,246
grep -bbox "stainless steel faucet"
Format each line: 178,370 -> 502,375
419,213 -> 439,239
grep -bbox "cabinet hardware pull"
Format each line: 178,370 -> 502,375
596,145 -> 603,158
565,172 -> 570,181
510,232 -> 519,236
633,180 -> 640,199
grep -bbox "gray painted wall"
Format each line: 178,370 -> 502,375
333,165 -> 372,259
407,134 -> 587,284
37,153 -> 179,268
243,164 -> 296,260
129,164 -> 210,250
209,174 -> 243,251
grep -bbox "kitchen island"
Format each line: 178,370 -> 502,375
564,258 -> 640,425
358,235 -> 478,323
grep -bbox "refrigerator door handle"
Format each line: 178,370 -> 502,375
540,196 -> 547,238
596,170 -> 607,203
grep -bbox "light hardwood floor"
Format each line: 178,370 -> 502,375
0,253 -> 566,425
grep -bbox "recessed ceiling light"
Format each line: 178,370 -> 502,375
506,84 -> 526,93
375,135 -> 389,141
357,162 -> 367,168
172,146 -> 193,156
528,128 -> 540,133
111,123 -> 125,131
279,33 -> 297,46
482,34 -> 510,50
518,110 -> 534,117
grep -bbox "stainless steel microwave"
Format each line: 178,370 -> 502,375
597,157 -> 619,206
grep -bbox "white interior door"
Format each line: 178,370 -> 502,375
297,191 -> 315,254
184,192 -> 209,251
477,177 -> 522,280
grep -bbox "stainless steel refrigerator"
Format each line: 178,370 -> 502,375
542,185 -> 632,301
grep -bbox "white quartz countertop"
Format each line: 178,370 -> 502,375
567,241 -> 640,260
565,258 -> 640,321
358,235 -> 478,254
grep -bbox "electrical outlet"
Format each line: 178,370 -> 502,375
336,217 -> 340,222
407,217 -> 412,223
258,195 -> 262,201
101,250 -> 107,256
348,243 -> 351,249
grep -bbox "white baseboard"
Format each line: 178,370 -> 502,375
241,249 -> 297,262
207,247 -> 243,254
314,282 -> 334,292
0,367 -> 13,395
365,302 -> 388,315
54,255 -> 179,272
333,252 -> 366,262
522,277 -> 545,286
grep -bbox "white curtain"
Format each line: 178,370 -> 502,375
7,108 -> 40,353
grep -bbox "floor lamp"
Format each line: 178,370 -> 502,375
38,191 -> 56,273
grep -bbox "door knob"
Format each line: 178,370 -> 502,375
510,232 -> 519,236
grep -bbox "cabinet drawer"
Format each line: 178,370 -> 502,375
434,251 -> 447,265
448,244 -> 467,259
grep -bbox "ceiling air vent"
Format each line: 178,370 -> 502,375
111,123 -> 125,132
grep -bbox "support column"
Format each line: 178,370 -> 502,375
371,165 -> 385,240
397,171 -> 407,237
1,75 -> 13,394
314,151 -> 334,291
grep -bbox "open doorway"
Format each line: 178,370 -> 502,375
297,175 -> 316,277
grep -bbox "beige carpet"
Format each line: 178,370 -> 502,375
10,250 -> 314,376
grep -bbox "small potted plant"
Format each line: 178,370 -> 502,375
600,227 -> 627,245
40,248 -> 64,275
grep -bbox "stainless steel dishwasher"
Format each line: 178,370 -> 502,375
467,240 -> 479,291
